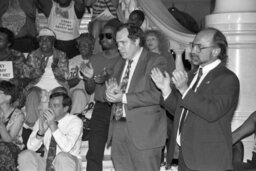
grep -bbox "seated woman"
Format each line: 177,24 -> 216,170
232,111 -> 256,171
0,81 -> 25,171
68,33 -> 95,115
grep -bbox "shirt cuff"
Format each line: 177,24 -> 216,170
182,88 -> 191,99
28,135 -> 43,150
163,91 -> 171,100
32,136 -> 43,143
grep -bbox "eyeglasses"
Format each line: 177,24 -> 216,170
99,33 -> 113,40
189,42 -> 215,52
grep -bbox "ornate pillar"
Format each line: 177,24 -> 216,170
173,49 -> 185,71
205,0 -> 256,161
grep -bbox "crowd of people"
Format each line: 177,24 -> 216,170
0,0 -> 255,171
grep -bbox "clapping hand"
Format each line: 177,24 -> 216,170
106,77 -> 119,92
38,114 -> 49,135
94,67 -> 109,84
43,109 -> 55,125
172,70 -> 189,95
80,62 -> 94,79
43,109 -> 58,132
105,78 -> 122,103
151,67 -> 172,97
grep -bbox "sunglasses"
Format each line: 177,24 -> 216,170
99,33 -> 113,40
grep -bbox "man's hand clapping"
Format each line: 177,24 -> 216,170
40,109 -> 58,132
80,62 -> 94,79
172,70 -> 189,95
38,114 -> 49,136
151,68 -> 189,96
151,67 -> 172,97
105,78 -> 123,103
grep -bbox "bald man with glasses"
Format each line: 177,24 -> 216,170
151,28 -> 240,171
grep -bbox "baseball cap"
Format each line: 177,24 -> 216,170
38,27 -> 56,38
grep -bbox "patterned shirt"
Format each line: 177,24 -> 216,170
23,48 -> 69,90
92,0 -> 117,20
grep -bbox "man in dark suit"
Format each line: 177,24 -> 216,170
151,27 -> 240,171
105,24 -> 167,171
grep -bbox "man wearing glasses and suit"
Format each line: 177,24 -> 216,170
151,28 -> 240,171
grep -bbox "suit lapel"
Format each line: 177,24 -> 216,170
128,49 -> 148,93
115,60 -> 126,84
196,63 -> 224,93
187,67 -> 198,87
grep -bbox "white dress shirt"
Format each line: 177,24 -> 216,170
121,47 -> 143,117
27,113 -> 83,160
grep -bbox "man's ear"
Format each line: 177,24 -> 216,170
212,47 -> 221,57
64,106 -> 69,113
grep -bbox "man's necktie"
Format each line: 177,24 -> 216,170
179,68 -> 203,134
114,60 -> 133,120
46,123 -> 58,171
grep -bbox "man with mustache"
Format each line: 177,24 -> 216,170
151,28 -> 240,171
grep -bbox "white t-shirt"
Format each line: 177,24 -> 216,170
48,1 -> 80,40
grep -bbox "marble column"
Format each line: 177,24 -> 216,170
205,0 -> 256,161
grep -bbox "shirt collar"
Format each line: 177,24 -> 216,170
199,59 -> 221,75
57,113 -> 70,124
129,47 -> 143,64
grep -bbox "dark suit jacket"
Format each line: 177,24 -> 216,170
107,49 -> 167,150
163,63 -> 240,171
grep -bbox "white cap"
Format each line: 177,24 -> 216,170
38,27 -> 56,38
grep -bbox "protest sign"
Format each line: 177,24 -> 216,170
0,61 -> 13,79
